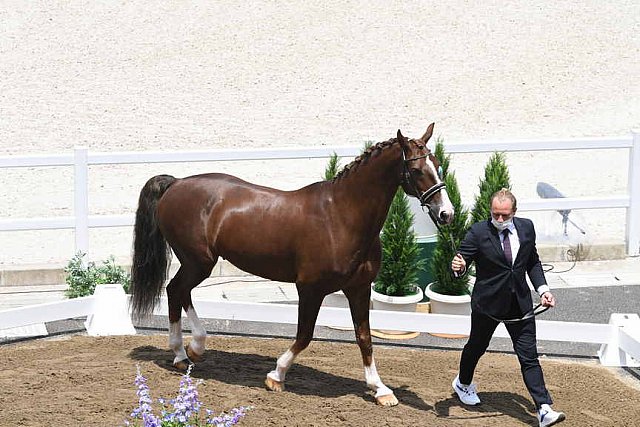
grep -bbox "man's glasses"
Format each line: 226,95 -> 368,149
491,212 -> 514,221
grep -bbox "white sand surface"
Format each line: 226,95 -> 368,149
0,1 -> 638,266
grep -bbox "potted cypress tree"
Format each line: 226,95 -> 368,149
371,189 -> 425,313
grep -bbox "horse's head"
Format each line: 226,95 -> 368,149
397,123 -> 454,225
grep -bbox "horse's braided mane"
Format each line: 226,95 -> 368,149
333,138 -> 398,181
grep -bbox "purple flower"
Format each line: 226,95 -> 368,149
206,406 -> 251,426
127,366 -> 160,427
166,364 -> 203,423
124,365 -> 250,427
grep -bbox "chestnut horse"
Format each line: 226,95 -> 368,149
130,123 -> 454,406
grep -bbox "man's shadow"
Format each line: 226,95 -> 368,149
435,392 -> 537,426
129,345 -> 432,412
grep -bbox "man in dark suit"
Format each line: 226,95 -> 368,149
451,189 -> 565,427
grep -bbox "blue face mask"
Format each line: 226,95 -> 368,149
492,217 -> 512,232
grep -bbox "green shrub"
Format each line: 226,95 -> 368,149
470,152 -> 511,223
64,252 -> 131,298
433,136 -> 449,176
323,151 -> 341,180
374,189 -> 425,296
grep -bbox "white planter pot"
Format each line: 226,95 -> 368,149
370,285 -> 424,311
424,282 -> 471,315
370,284 -> 423,336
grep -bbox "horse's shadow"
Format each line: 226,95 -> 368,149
435,391 -> 537,426
129,345 -> 432,412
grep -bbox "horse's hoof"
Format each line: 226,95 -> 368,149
186,345 -> 204,363
376,393 -> 398,407
265,376 -> 285,392
173,358 -> 192,371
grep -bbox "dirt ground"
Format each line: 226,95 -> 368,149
0,334 -> 638,426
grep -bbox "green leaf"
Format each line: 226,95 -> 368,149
64,252 -> 131,298
323,152 -> 341,180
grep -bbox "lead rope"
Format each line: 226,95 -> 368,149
486,304 -> 550,323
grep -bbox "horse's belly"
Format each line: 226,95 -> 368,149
222,251 -> 297,283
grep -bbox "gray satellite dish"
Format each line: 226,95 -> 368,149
536,182 -> 586,237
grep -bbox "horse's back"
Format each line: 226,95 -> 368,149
156,172 -> 329,281
177,172 -> 285,194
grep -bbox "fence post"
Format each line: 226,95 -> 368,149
74,147 -> 89,257
598,313 -> 640,367
628,131 -> 640,256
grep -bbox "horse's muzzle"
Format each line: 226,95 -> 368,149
437,209 -> 454,225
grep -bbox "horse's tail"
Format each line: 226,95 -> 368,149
130,174 -> 177,319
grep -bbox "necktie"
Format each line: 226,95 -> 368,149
502,228 -> 512,265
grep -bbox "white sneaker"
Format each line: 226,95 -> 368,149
538,404 -> 566,427
452,375 -> 481,405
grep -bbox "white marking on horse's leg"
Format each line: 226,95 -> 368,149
169,320 -> 188,364
364,357 -> 393,398
186,307 -> 206,357
267,349 -> 296,383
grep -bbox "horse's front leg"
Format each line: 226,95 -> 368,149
344,285 -> 398,406
265,286 -> 323,392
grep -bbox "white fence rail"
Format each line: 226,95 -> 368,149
1,133 -> 639,255
0,285 -> 638,367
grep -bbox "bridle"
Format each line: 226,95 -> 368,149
401,149 -> 447,224
486,303 -> 550,323
401,148 -> 459,265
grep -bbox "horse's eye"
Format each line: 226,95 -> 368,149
437,166 -> 444,179
411,168 -> 424,176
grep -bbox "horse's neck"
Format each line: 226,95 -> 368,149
331,144 -> 402,233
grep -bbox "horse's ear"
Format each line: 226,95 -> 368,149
397,129 -> 410,150
420,122 -> 435,143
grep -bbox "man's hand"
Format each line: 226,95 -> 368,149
540,291 -> 556,308
451,253 -> 466,273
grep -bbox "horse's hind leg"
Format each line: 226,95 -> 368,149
343,284 -> 398,407
166,260 -> 214,370
265,286 -> 323,392
184,306 -> 207,363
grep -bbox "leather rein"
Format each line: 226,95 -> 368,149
486,304 -> 550,323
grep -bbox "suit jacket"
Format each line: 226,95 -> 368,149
457,217 -> 547,318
